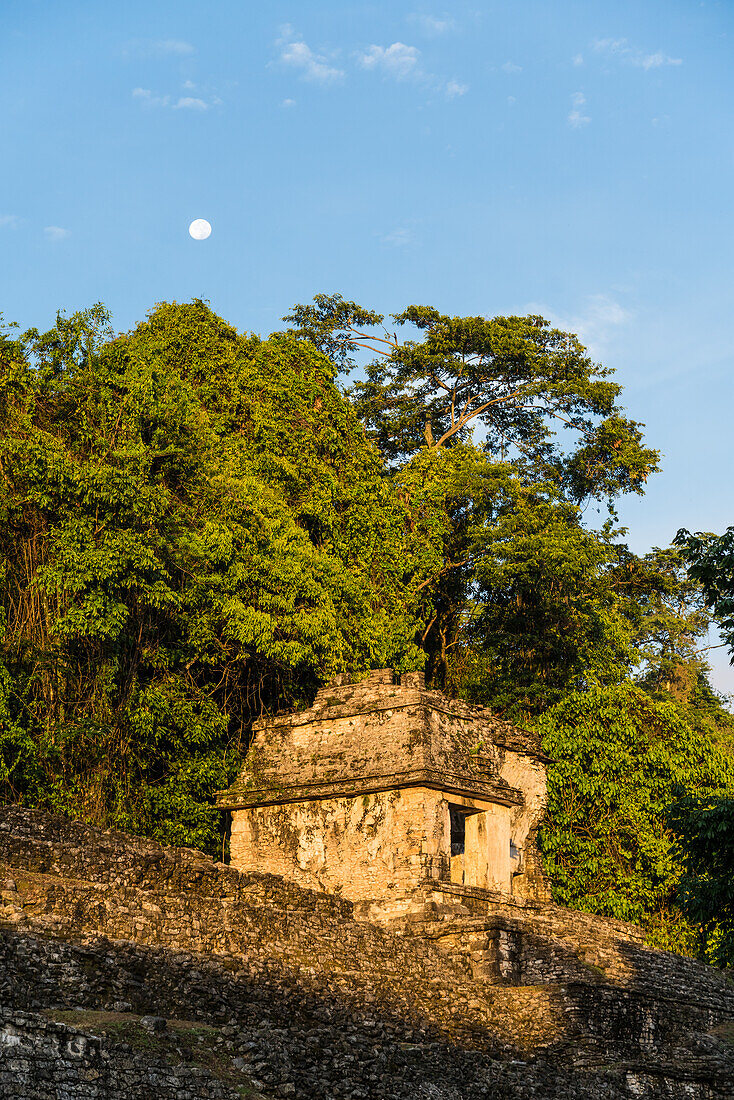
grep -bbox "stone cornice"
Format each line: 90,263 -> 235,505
216,768 -> 525,811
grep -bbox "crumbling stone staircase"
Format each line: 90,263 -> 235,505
1,805 -> 733,1099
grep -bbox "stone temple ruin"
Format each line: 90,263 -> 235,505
217,669 -> 550,920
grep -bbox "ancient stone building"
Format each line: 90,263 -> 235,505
217,670 -> 550,919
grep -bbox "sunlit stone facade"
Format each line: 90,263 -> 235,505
217,669 -> 550,920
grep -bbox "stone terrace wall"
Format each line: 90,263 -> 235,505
1,806 -> 734,1100
3,929 -> 733,1100
406,890 -> 734,1009
0,1006 -> 238,1100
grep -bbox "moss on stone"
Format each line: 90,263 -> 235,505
41,1010 -> 272,1097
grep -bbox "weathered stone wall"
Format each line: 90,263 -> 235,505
231,787 -> 448,903
224,673 -> 429,806
231,785 -> 541,909
496,752 -> 550,902
3,927 -> 733,1100
223,670 -> 550,910
2,806 -> 734,1100
0,927 -> 596,1099
422,701 -> 548,835
255,691 -> 426,792
0,1007 -> 239,1099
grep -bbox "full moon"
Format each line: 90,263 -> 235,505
188,219 -> 212,240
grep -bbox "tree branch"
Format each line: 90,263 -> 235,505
414,555 -> 483,592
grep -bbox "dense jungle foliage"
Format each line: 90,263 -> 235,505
1,296 -> 732,962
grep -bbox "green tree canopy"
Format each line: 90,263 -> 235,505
537,683 -> 734,951
0,300 -> 421,851
394,445 -> 632,708
670,792 -> 734,967
675,525 -> 734,660
391,443 -> 712,717
281,296 -> 672,717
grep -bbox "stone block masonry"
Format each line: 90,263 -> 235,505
218,670 -> 550,915
0,1006 -> 240,1099
1,805 -> 734,1098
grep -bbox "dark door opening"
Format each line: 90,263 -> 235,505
449,805 -> 466,855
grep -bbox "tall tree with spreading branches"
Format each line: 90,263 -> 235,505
284,294 -> 659,509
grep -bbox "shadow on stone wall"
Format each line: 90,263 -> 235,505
1,806 -> 734,1099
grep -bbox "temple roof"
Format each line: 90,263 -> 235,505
217,669 -> 549,811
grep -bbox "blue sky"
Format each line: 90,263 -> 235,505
2,0 -> 733,689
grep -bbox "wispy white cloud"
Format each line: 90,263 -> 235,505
572,53 -> 584,67
0,215 -> 19,230
593,37 -> 682,70
380,227 -> 413,247
358,42 -> 421,80
274,26 -> 465,101
133,85 -> 220,110
276,25 -> 344,83
358,41 -> 467,98
133,87 -> 171,107
123,38 -> 195,59
282,97 -> 296,108
501,60 -> 522,74
568,91 -> 590,128
407,13 -> 456,36
157,38 -> 195,56
637,50 -> 683,70
173,96 -> 208,110
44,226 -> 70,242
526,293 -> 631,355
594,37 -> 629,56
445,79 -> 468,99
